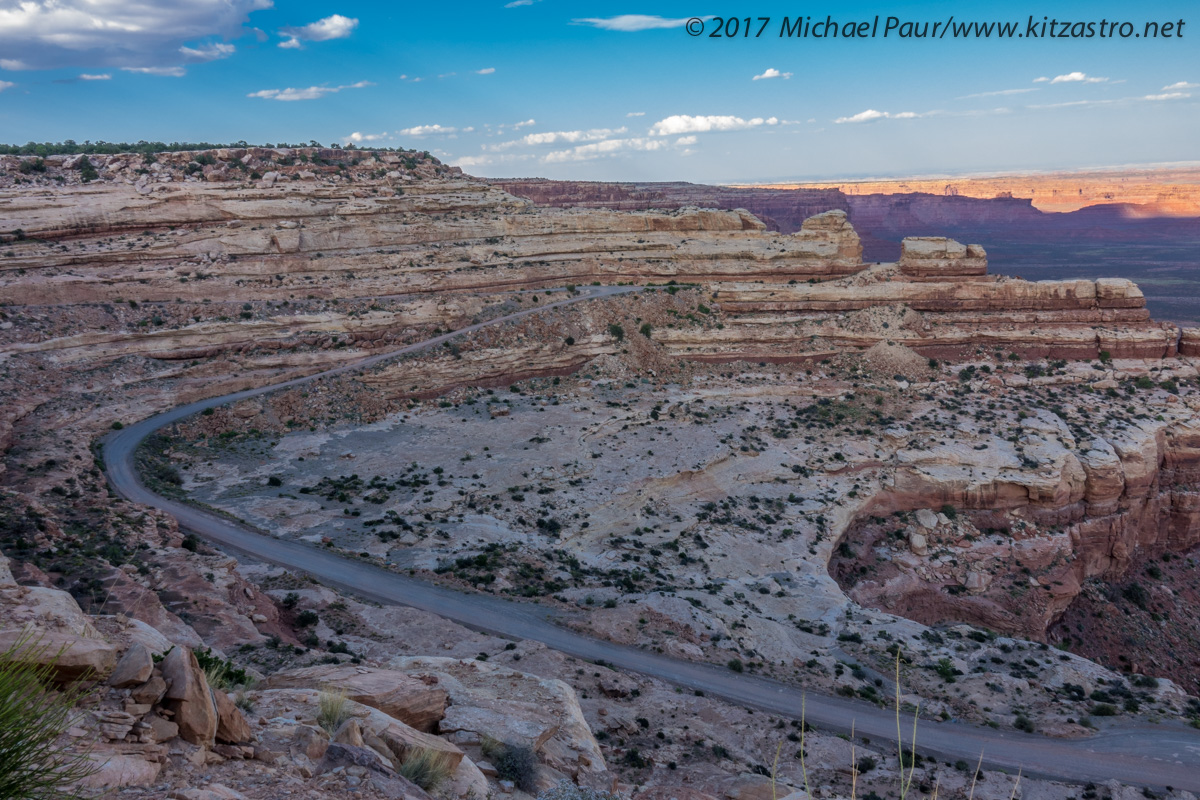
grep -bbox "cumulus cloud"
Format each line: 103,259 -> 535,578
573,15 -> 699,31
1163,81 -> 1199,90
648,114 -> 778,136
79,73 -> 111,80
396,124 -> 460,136
489,127 -> 627,150
0,59 -> 29,70
544,137 -> 667,163
834,108 -> 923,123
0,0 -> 269,71
0,80 -> 14,92
511,119 -> 535,129
675,135 -> 697,146
344,131 -> 392,143
1034,72 -> 1108,84
752,68 -> 792,81
179,42 -> 235,62
279,14 -> 358,48
476,67 -> 495,75
248,81 -> 372,101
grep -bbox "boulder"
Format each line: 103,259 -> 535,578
109,643 -> 154,688
261,664 -> 448,731
0,583 -> 118,681
161,647 -> 218,746
132,675 -> 168,705
147,714 -> 179,742
213,687 -> 253,744
389,657 -> 606,778
78,750 -> 161,789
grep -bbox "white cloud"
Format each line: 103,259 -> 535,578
248,81 -> 372,101
489,127 -> 628,150
1163,81 -> 1199,90
648,114 -> 778,136
675,135 -> 697,146
0,59 -> 29,70
626,111 -> 645,117
79,73 -> 111,80
573,15 -> 699,32
279,14 -> 358,48
0,0 -> 270,71
179,42 -> 235,61
476,67 -> 495,75
956,87 -> 1037,99
122,66 -> 187,77
396,124 -> 459,137
512,119 -> 535,129
752,68 -> 792,81
344,131 -> 389,143
1037,71 -> 1108,84
1144,92 -> 1190,101
544,137 -> 668,163
504,0 -> 537,6
834,108 -> 925,123
0,80 -> 14,92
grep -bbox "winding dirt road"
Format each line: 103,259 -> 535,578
102,286 -> 1200,791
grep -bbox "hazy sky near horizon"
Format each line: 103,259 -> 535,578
0,0 -> 1196,182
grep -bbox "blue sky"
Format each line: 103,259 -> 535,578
0,1 -> 1196,182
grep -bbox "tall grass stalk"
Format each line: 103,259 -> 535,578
0,635 -> 98,799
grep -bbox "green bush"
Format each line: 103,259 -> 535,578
0,637 -> 98,799
727,658 -> 744,673
77,156 -> 98,183
607,323 -> 624,341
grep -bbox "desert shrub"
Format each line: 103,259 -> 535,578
727,658 -> 744,673
0,637 -> 98,799
639,323 -> 652,338
317,688 -> 351,732
295,610 -> 319,627
482,737 -> 537,792
607,323 -> 624,341
940,504 -> 957,520
77,156 -> 98,182
398,747 -> 456,791
195,648 -> 248,690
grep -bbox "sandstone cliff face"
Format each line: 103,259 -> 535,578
831,369 -> 1200,641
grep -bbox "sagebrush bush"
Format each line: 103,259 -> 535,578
482,736 -> 537,792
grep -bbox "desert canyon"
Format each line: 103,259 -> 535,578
3,147 -> 1200,800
